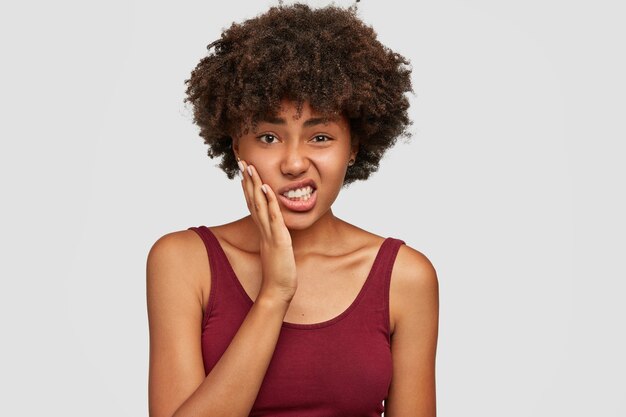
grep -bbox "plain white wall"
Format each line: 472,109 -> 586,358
1,0 -> 624,415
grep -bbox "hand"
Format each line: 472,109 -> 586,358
239,159 -> 297,303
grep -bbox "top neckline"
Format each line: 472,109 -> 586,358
201,226 -> 391,330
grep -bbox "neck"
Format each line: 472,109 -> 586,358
287,208 -> 344,257
240,208 -> 348,257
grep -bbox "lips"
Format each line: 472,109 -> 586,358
278,188 -> 317,212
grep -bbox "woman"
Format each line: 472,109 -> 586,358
147,3 -> 439,416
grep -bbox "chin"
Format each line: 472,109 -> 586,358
284,219 -> 313,231
282,212 -> 317,231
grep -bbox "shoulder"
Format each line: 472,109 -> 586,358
146,228 -> 209,300
389,242 -> 439,334
392,243 -> 438,291
148,228 -> 207,267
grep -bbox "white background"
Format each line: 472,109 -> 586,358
1,0 -> 624,415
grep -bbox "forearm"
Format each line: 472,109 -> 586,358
171,295 -> 288,417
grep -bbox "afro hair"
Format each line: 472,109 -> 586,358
184,2 -> 413,186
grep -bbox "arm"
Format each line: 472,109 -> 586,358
385,245 -> 440,417
147,232 -> 290,417
148,160 -> 296,417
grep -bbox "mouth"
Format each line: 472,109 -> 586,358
280,185 -> 315,201
278,187 -> 317,212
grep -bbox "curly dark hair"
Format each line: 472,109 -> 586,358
184,2 -> 413,186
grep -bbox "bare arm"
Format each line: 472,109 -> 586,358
148,159 -> 297,417
385,245 -> 440,417
147,235 -> 290,417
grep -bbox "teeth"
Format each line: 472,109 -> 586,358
282,186 -> 313,200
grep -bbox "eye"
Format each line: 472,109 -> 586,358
311,135 -> 332,143
257,133 -> 278,144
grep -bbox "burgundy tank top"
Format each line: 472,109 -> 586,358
188,225 -> 406,417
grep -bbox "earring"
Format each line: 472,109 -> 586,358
236,155 -> 241,162
348,158 -> 355,166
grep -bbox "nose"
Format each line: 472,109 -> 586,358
280,142 -> 310,177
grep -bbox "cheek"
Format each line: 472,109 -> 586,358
251,164 -> 270,182
313,153 -> 349,175
247,159 -> 277,184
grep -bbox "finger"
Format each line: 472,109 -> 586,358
247,164 -> 271,233
261,183 -> 291,244
240,160 -> 256,218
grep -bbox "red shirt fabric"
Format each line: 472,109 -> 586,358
188,225 -> 406,416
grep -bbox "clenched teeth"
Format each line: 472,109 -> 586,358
282,186 -> 314,200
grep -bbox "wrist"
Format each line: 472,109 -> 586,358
256,290 -> 293,309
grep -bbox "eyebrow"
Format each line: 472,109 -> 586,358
261,116 -> 332,128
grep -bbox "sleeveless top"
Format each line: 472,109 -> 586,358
188,225 -> 406,417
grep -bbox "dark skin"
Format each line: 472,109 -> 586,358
147,99 -> 439,416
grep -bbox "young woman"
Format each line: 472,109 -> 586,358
147,3 -> 439,417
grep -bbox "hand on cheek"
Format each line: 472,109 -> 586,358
237,158 -> 298,302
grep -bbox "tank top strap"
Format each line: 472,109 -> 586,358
187,225 -> 251,329
379,237 -> 406,287
381,237 -> 406,315
365,237 -> 406,296
351,237 -> 406,341
187,225 -> 229,280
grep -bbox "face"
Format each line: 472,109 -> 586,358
232,99 -> 358,230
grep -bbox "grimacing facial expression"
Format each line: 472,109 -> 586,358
232,100 -> 358,230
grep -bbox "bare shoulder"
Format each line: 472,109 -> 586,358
389,243 -> 439,335
146,229 -> 209,306
392,244 -> 438,290
148,228 -> 208,273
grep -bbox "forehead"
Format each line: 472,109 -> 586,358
235,98 -> 351,138
258,99 -> 345,127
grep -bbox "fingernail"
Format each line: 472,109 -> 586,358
237,161 -> 244,173
247,165 -> 253,176
261,184 -> 267,194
